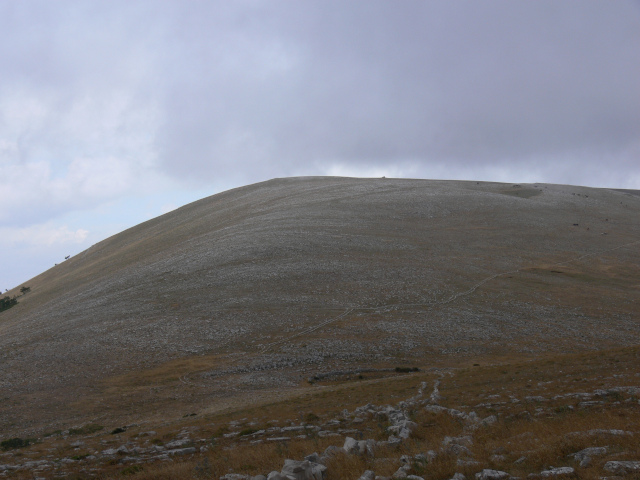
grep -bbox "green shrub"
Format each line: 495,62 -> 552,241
120,465 -> 143,476
1,437 -> 29,450
69,424 -> 104,435
305,412 -> 320,423
0,296 -> 18,312
213,426 -> 230,437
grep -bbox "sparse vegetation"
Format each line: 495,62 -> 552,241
0,295 -> 17,312
305,412 -> 320,423
1,437 -> 30,450
395,366 -> 420,373
0,346 -> 636,479
68,424 -> 104,435
120,465 -> 144,475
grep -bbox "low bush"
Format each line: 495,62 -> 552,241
1,437 -> 29,450
121,465 -> 144,476
0,296 -> 17,312
69,424 -> 104,435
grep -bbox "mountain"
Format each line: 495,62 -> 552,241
1,177 -> 639,437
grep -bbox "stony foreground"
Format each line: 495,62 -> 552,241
1,353 -> 639,480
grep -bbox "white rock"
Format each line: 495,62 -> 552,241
540,467 -> 574,476
603,461 -> 640,475
481,415 -> 497,426
164,438 -> 191,449
280,459 -> 326,480
387,435 -> 402,447
167,447 -> 196,456
343,437 -> 359,454
115,445 -> 129,454
475,469 -> 510,480
392,464 -> 410,478
443,436 -> 473,446
358,471 -> 375,480
267,472 -> 288,480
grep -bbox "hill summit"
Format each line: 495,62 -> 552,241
1,177 -> 639,436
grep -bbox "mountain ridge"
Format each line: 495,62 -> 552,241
1,176 -> 639,437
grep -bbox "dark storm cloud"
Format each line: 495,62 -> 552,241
155,1 -> 640,186
1,0 -> 639,207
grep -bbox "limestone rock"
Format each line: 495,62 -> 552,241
424,405 -> 447,414
603,461 -> 640,475
392,464 -> 410,478
540,467 -> 574,476
446,443 -> 473,457
304,453 -> 321,464
569,447 -> 607,468
475,469 -> 510,480
280,459 -> 326,480
167,447 -> 197,456
443,436 -> 473,446
267,473 -> 288,480
165,438 -> 191,449
387,435 -> 402,447
343,437 -> 360,454
482,415 -> 498,426
115,445 -> 130,454
358,471 -> 375,480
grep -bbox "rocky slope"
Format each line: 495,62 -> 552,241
1,177 -> 639,437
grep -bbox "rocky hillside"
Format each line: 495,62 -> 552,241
1,177 -> 639,438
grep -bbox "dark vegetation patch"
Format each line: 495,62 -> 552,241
69,424 -> 104,435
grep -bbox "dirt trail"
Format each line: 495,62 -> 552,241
257,237 -> 640,354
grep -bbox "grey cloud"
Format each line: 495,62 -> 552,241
1,0 -> 639,199
1,0 -> 639,289
153,1 -> 640,185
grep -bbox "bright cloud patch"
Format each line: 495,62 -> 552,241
322,163 -> 418,180
0,156 -> 144,225
0,63 -> 163,227
0,223 -> 89,247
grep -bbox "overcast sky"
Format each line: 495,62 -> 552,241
1,0 -> 639,290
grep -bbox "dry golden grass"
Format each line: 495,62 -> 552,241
3,345 -> 638,480
65,345 -> 637,480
